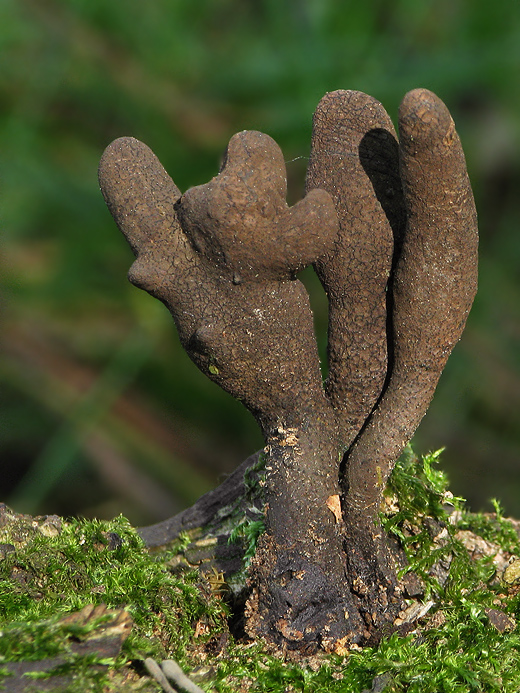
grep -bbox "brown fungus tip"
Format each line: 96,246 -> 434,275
399,89 -> 456,153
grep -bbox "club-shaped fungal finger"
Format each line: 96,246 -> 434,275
99,137 -> 182,256
177,130 -> 338,280
306,90 -> 406,446
99,133 -> 333,441
176,131 -> 286,265
274,188 -> 339,276
220,129 -> 287,200
99,136 -> 191,294
395,88 -> 478,374
342,90 -> 478,515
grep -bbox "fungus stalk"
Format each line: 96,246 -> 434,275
99,88 -> 478,652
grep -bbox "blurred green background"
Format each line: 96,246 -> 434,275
1,0 -> 519,525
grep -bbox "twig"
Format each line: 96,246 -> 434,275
161,659 -> 206,693
144,658 -> 176,693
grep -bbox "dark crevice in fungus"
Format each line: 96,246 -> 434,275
99,88 -> 478,653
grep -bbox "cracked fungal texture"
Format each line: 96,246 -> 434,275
99,130 -> 352,649
343,89 -> 478,524
99,88 -> 478,651
99,131 -> 338,434
306,90 -> 406,448
178,130 -> 338,282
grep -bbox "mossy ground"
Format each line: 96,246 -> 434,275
1,448 -> 520,692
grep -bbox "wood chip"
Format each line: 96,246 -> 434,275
326,495 -> 342,523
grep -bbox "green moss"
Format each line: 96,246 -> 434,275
457,498 -> 520,555
228,452 -> 266,566
2,448 -> 520,692
213,448 -> 520,692
229,517 -> 265,568
381,447 -> 518,598
0,511 -> 227,691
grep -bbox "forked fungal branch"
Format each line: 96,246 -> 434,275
99,88 -> 478,652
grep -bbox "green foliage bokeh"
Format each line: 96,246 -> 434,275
1,0 -> 519,522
